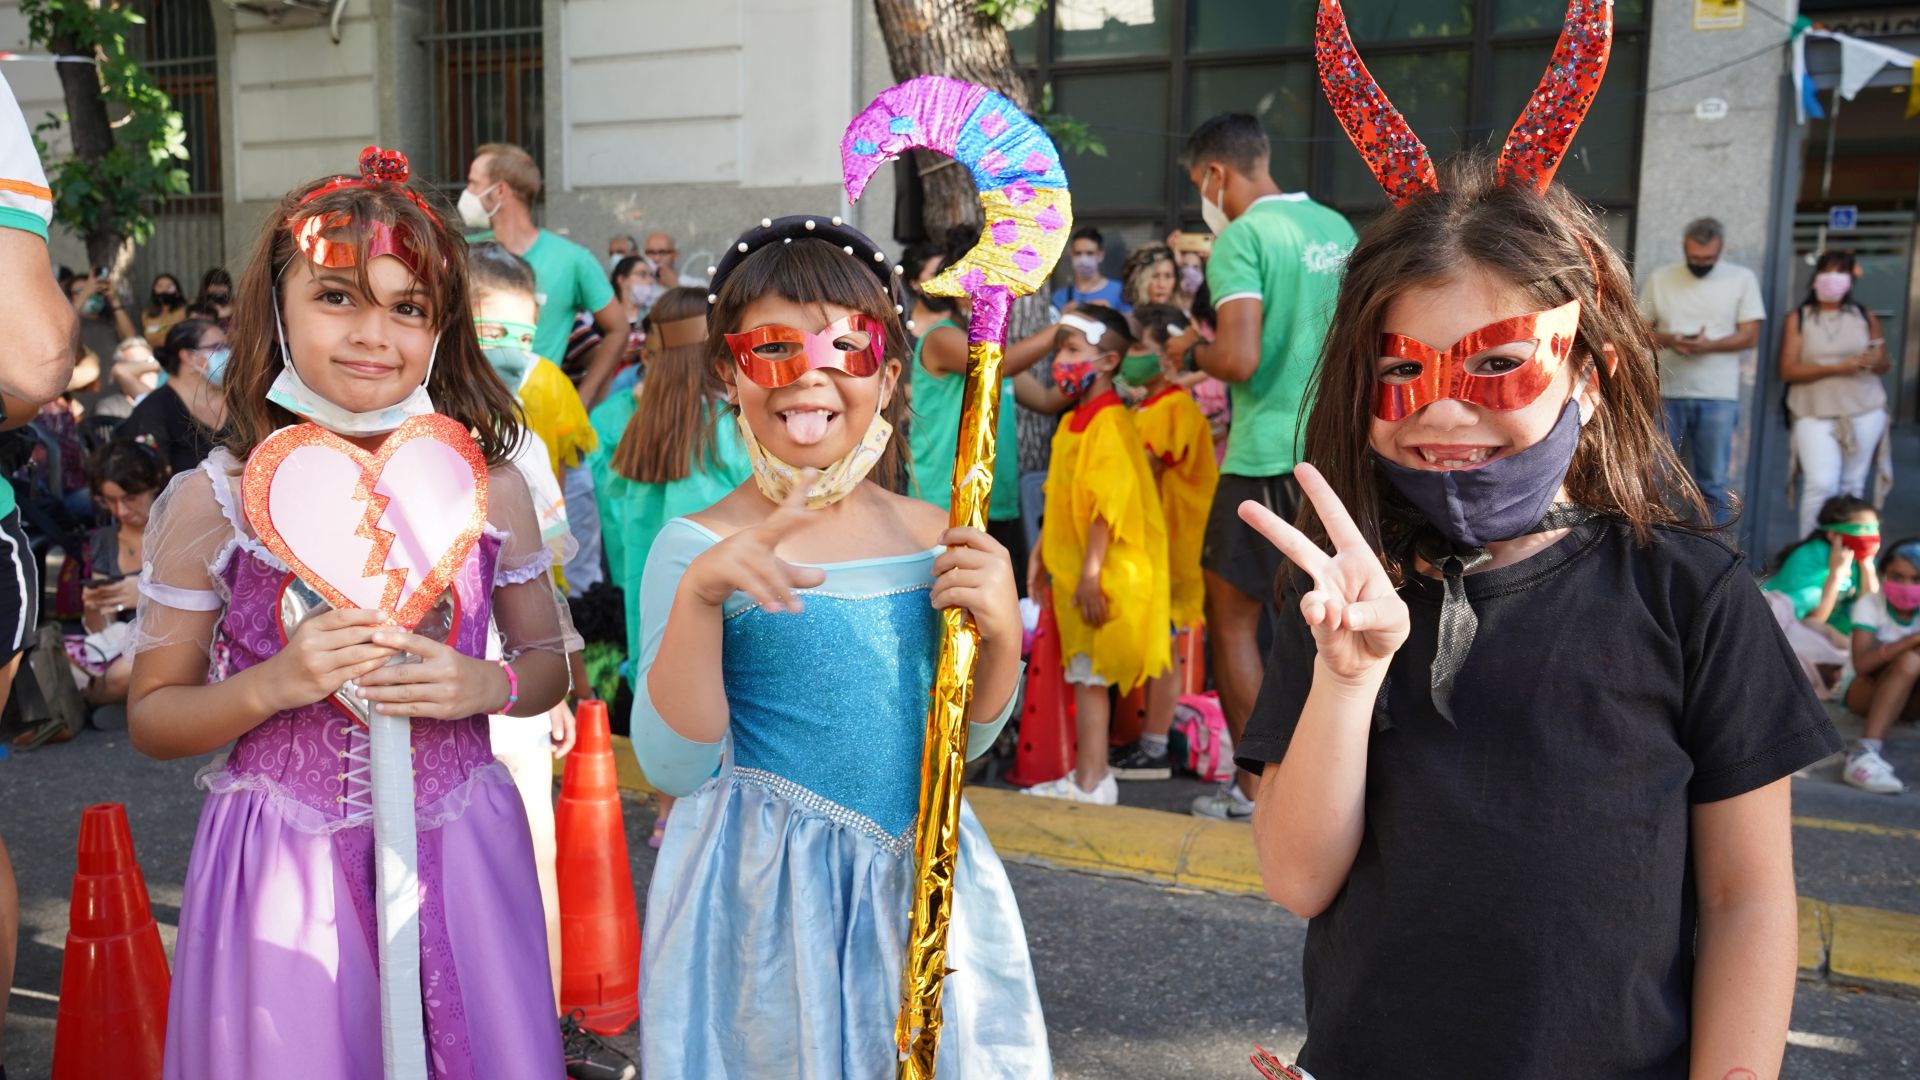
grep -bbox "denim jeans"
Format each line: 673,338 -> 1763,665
1663,397 -> 1739,525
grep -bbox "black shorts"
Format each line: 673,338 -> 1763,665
1201,472 -> 1302,610
0,508 -> 37,665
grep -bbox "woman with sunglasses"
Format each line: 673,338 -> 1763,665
630,217 -> 1050,1076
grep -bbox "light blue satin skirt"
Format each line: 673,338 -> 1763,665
639,770 -> 1053,1078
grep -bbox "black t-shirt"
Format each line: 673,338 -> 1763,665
1237,519 -> 1840,1079
119,384 -> 218,477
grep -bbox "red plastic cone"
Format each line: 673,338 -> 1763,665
1005,587 -> 1075,787
52,803 -> 169,1080
1177,625 -> 1207,697
1111,687 -> 1147,746
555,698 -> 641,1034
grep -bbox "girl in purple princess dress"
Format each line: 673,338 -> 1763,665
127,152 -> 579,1079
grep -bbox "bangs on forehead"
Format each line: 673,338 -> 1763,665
286,185 -> 449,310
720,239 -> 893,326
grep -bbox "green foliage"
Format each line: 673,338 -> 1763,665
1037,82 -> 1106,158
21,0 -> 189,250
974,0 -> 1046,26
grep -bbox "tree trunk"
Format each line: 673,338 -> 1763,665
871,0 -> 1032,238
49,18 -> 129,278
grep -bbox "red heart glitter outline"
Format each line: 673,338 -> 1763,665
242,415 -> 490,631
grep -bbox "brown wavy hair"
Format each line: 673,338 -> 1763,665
1299,155 -> 1707,573
706,238 -> 911,493
614,286 -> 725,483
219,175 -> 523,467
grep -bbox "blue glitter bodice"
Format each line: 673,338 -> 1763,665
719,551 -> 939,841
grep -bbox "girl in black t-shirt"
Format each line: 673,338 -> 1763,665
1228,5 -> 1841,1076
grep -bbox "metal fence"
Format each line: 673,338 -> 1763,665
133,0 -> 224,302
419,0 -> 545,192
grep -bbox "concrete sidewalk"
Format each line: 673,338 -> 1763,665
593,735 -> 1920,997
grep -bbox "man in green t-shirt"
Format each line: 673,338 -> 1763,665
459,143 -> 627,410
1166,113 -> 1356,821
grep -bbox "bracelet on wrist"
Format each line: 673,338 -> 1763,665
496,658 -> 519,713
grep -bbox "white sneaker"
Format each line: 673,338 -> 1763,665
1843,748 -> 1905,795
1020,772 -> 1119,805
1190,781 -> 1255,822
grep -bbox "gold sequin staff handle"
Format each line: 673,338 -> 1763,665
841,75 -> 1072,1077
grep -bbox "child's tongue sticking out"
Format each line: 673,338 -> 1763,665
782,407 -> 835,446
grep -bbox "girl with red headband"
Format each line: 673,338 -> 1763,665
126,149 -> 587,1078
1232,4 -> 1840,1077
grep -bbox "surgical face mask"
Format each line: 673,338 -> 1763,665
1117,350 -> 1163,388
1199,168 -> 1231,235
265,289 -> 438,435
735,406 -> 894,511
81,294 -> 107,319
1373,386 -> 1589,549
200,346 -> 231,387
480,344 -> 536,392
457,182 -> 501,230
1179,264 -> 1205,295
1883,580 -> 1920,612
629,281 -> 664,309
1814,271 -> 1853,303
1070,253 -> 1100,278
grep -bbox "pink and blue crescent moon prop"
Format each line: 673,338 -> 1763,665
842,76 -> 1072,322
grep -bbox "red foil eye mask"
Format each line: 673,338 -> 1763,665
725,313 -> 884,388
1374,298 -> 1583,421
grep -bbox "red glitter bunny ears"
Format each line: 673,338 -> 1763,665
288,146 -> 448,277
1316,0 -> 1612,207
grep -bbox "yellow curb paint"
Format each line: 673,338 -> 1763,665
1793,816 -> 1920,843
597,737 -> 1920,990
1827,901 -> 1920,990
1797,897 -> 1830,974
968,789 -> 1185,881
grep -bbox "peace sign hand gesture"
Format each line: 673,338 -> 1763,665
1238,463 -> 1409,683
684,480 -> 829,613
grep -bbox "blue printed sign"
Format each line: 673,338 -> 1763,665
1829,205 -> 1859,231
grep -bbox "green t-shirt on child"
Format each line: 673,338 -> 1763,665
907,318 -> 1021,522
1764,537 -> 1862,635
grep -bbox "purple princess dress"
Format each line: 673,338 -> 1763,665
136,449 -> 575,1080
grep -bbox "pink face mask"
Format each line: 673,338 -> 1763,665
1813,271 -> 1853,304
1884,580 -> 1920,612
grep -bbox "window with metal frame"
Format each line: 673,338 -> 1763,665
133,0 -> 224,300
420,0 -> 544,191
1006,0 -> 1646,262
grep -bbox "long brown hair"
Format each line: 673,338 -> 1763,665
706,238 -> 911,493
614,286 -> 723,483
1300,155 -> 1706,568
220,176 -> 523,467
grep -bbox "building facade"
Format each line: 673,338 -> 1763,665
6,0 -> 1920,553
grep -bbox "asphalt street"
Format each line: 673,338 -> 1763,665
3,732 -> 1919,1078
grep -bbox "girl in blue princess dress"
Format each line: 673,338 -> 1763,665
631,216 -> 1052,1078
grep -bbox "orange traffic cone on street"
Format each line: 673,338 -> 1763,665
53,803 -> 169,1080
1111,687 -> 1147,746
1177,625 -> 1207,696
1005,587 -> 1075,787
555,698 -> 641,1034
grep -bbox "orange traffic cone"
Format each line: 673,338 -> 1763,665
1111,687 -> 1147,746
555,698 -> 641,1034
52,803 -> 169,1080
1005,587 -> 1075,787
1176,625 -> 1207,697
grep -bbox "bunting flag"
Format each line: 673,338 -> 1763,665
1793,19 -> 1920,125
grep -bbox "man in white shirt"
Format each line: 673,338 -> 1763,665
1638,217 -> 1765,524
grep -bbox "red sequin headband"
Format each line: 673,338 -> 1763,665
287,146 -> 448,278
1316,0 -> 1612,208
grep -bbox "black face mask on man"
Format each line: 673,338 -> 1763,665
1686,261 -> 1715,279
